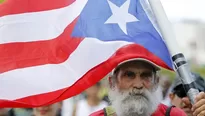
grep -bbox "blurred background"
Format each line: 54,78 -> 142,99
160,0 -> 205,78
0,0 -> 205,116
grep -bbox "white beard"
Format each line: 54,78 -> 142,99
108,87 -> 160,116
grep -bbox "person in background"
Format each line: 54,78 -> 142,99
152,75 -> 171,102
98,81 -> 110,104
12,108 -> 32,116
0,109 -> 10,116
73,82 -> 108,116
33,103 -> 62,116
159,75 -> 172,99
61,98 -> 75,116
168,73 -> 205,116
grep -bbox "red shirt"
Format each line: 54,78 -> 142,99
152,103 -> 186,116
90,103 -> 186,116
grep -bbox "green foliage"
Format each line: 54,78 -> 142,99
159,66 -> 205,81
159,68 -> 176,81
0,0 -> 5,3
192,67 -> 205,77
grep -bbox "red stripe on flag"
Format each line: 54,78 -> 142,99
0,0 -> 75,17
0,17 -> 83,73
0,44 -> 171,108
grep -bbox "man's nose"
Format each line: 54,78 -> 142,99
132,76 -> 144,89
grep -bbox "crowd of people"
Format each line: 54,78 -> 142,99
0,59 -> 205,116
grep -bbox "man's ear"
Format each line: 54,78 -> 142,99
156,75 -> 159,83
109,76 -> 117,90
108,76 -> 113,89
153,74 -> 159,86
169,93 -> 175,100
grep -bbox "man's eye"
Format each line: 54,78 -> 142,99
123,71 -> 136,79
141,72 -> 153,79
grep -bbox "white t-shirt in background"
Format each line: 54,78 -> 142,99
75,100 -> 108,116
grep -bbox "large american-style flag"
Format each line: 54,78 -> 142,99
0,0 -> 172,107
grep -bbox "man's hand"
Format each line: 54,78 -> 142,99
192,92 -> 205,116
182,97 -> 193,116
182,92 -> 205,116
182,107 -> 193,116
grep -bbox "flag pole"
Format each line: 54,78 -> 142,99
148,0 -> 199,104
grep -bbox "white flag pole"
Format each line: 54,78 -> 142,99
148,0 -> 199,104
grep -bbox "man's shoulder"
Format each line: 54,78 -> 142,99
153,103 -> 186,116
169,106 -> 186,116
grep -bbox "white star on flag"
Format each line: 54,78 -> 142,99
105,0 -> 139,34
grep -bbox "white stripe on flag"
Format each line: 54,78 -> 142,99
0,0 -> 88,44
0,38 -> 131,100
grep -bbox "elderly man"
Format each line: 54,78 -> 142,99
90,59 -> 205,116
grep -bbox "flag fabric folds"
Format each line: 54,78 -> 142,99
0,0 -> 172,108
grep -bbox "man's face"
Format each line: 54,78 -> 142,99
169,93 -> 183,108
115,61 -> 156,91
0,109 -> 9,116
109,61 -> 160,116
33,103 -> 60,116
169,85 -> 187,108
169,87 -> 193,116
169,93 -> 193,116
85,84 -> 100,98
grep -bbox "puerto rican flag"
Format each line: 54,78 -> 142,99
0,0 -> 172,107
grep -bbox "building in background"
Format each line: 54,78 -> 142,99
172,20 -> 205,66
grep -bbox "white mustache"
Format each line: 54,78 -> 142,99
119,89 -> 150,104
129,88 -> 148,98
131,88 -> 143,94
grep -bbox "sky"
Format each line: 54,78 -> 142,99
161,0 -> 205,22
